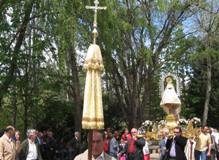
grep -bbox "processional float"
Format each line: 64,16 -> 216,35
82,0 -> 106,160
160,73 -> 181,129
144,73 -> 200,140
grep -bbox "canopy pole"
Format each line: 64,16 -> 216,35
88,130 -> 93,160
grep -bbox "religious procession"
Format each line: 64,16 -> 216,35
0,0 -> 219,160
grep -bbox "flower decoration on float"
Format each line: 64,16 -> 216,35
191,117 -> 201,127
142,120 -> 153,127
178,118 -> 188,125
158,120 -> 166,126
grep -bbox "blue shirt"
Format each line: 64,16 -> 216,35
169,140 -> 176,157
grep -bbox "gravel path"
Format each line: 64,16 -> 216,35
150,153 -> 160,160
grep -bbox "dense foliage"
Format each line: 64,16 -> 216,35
0,0 -> 218,135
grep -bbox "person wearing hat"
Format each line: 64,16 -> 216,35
0,125 -> 16,160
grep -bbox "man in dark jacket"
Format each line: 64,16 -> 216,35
19,129 -> 43,160
134,135 -> 145,160
69,131 -> 82,159
165,126 -> 187,160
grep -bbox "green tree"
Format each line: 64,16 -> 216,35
97,0 -> 200,128
190,0 -> 219,126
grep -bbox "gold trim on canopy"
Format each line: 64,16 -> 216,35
82,44 -> 104,129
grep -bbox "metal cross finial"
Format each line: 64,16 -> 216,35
86,0 -> 107,44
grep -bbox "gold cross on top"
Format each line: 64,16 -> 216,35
86,0 -> 107,44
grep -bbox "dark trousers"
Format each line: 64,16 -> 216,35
128,153 -> 135,160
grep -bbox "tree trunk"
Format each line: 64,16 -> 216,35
128,99 -> 138,129
67,41 -> 82,132
24,99 -> 28,133
12,88 -> 17,127
0,0 -> 5,10
202,57 -> 211,126
0,0 -> 35,107
23,59 -> 30,132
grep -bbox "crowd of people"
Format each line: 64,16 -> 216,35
104,128 -> 150,160
159,126 -> 219,160
0,126 -> 150,160
0,126 -> 85,160
0,125 -> 219,160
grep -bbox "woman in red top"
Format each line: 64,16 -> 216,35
103,131 -> 112,153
